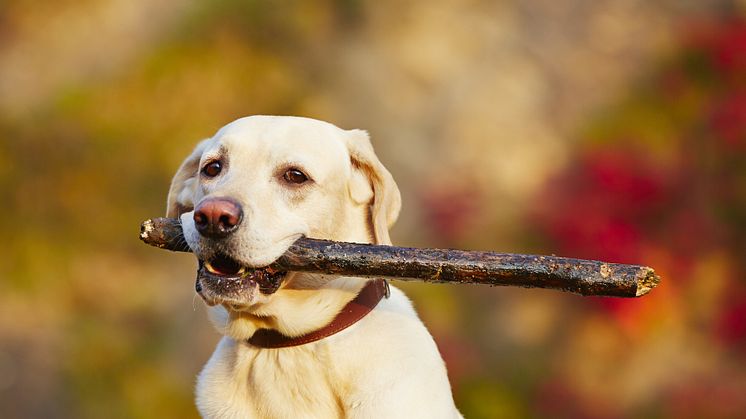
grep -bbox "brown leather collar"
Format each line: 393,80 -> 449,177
247,279 -> 389,349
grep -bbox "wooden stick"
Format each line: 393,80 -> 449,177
140,218 -> 660,298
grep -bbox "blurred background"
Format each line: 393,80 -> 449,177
2,0 -> 746,417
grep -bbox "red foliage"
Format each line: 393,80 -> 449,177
419,181 -> 482,245
535,148 -> 680,264
710,23 -> 746,78
710,90 -> 746,149
684,19 -> 746,79
715,285 -> 746,347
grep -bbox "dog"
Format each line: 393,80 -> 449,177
167,115 -> 462,418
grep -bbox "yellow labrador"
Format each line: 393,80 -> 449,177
167,116 -> 461,418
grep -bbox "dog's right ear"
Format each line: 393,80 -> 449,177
166,139 -> 211,218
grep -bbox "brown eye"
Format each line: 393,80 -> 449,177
283,168 -> 308,184
202,160 -> 222,178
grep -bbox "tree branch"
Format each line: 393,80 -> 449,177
140,218 -> 660,298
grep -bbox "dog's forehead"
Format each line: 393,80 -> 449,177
215,116 -> 347,154
208,116 -> 352,178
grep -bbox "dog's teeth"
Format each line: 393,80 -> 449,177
204,260 -> 246,276
205,262 -> 217,274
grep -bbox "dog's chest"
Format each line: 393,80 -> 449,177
198,339 -> 348,419
250,346 -> 345,417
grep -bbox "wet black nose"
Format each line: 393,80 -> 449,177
193,198 -> 243,238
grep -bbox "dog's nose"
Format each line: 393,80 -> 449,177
193,198 -> 243,238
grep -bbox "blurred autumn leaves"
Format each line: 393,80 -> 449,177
529,19 -> 746,417
2,1 -> 746,418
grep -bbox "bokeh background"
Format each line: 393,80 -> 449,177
2,1 -> 746,418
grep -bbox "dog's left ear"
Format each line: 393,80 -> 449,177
345,129 -> 401,245
166,139 -> 211,218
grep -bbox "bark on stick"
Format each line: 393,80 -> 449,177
140,218 -> 660,298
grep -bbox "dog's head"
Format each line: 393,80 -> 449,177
167,116 -> 400,316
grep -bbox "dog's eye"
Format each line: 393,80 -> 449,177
283,168 -> 308,184
202,161 -> 222,178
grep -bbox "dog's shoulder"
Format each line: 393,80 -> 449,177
325,285 -> 462,418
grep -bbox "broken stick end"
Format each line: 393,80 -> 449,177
139,217 -> 193,252
635,268 -> 661,297
140,219 -> 155,241
139,218 -> 168,248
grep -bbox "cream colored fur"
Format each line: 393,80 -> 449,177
167,116 -> 461,418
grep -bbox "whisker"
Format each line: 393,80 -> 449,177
168,234 -> 191,252
192,293 -> 200,311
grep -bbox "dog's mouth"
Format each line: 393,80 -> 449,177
204,254 -> 247,277
196,253 -> 288,303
